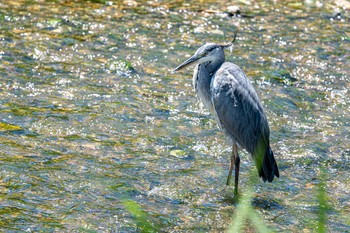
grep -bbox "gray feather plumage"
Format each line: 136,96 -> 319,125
210,62 -> 279,181
211,62 -> 268,152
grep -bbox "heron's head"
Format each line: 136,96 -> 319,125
172,32 -> 237,73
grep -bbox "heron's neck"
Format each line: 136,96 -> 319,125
193,65 -> 219,110
205,57 -> 225,75
193,57 -> 225,110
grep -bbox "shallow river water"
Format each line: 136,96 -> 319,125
0,0 -> 349,232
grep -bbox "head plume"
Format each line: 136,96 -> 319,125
220,31 -> 238,49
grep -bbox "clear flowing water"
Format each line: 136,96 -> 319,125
0,0 -> 349,232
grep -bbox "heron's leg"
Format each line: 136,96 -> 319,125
234,146 -> 240,196
226,144 -> 237,186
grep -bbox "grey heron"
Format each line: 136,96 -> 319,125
172,33 -> 279,195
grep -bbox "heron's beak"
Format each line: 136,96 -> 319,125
172,55 -> 200,73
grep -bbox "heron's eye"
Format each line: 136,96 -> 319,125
203,52 -> 208,56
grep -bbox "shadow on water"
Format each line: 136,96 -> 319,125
0,0 -> 349,232
251,197 -> 283,211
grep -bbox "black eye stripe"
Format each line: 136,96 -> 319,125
197,44 -> 220,56
207,46 -> 217,52
204,45 -> 220,53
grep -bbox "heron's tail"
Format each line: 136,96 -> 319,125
259,146 -> 279,182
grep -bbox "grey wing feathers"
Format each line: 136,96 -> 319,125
211,62 -> 279,182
